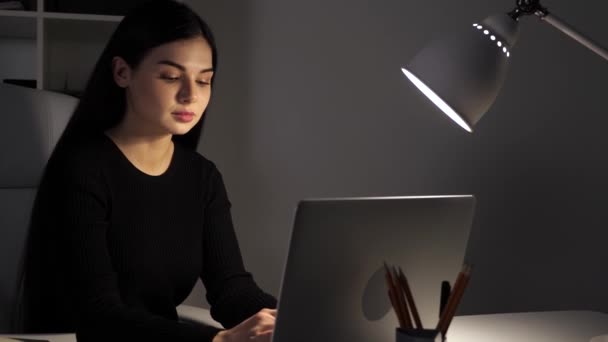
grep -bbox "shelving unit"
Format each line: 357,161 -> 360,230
0,9 -> 38,18
0,0 -> 122,95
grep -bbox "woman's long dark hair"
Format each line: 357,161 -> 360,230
56,0 -> 218,152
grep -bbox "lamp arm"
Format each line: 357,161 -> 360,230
536,11 -> 608,61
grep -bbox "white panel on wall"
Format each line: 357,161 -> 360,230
0,38 -> 36,83
44,19 -> 118,93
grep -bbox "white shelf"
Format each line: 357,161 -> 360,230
0,10 -> 122,22
44,18 -> 119,92
42,12 -> 122,22
0,10 -> 37,18
0,15 -> 36,39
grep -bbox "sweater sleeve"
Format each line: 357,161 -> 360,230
201,165 -> 277,329
55,156 -> 222,342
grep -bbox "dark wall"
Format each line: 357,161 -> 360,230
190,0 -> 608,314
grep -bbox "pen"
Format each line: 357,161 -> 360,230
439,280 -> 451,317
436,264 -> 472,336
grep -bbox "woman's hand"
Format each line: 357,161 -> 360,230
213,308 -> 277,342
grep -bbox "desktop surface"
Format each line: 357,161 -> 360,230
448,310 -> 608,342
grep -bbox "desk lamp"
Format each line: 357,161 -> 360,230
401,0 -> 608,132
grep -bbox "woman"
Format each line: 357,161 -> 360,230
23,1 -> 277,341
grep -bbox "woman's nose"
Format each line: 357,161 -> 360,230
178,79 -> 198,103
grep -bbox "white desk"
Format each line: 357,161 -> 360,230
0,335 -> 75,342
2,310 -> 607,342
448,310 -> 608,342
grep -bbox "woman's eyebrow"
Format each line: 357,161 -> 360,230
157,59 -> 214,73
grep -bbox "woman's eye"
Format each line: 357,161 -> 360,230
160,75 -> 210,86
160,75 -> 179,81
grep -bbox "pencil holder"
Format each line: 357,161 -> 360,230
396,327 -> 444,342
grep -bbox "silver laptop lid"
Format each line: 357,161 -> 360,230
272,195 -> 476,342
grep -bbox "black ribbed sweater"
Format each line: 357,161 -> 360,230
23,133 -> 276,341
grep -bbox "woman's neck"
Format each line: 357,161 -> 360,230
104,127 -> 174,176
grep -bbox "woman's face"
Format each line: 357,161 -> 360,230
113,36 -> 214,137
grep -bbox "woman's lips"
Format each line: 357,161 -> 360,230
172,111 -> 195,123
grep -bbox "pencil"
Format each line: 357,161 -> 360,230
397,267 -> 423,329
392,266 -> 412,329
436,264 -> 472,336
387,288 -> 405,328
384,262 -> 406,328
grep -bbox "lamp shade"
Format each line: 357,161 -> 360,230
402,14 -> 520,132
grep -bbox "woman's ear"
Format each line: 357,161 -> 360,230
112,56 -> 132,88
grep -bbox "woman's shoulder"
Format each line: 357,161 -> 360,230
48,134 -> 111,178
173,141 -> 220,176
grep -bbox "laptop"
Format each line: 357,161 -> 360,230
272,195 -> 476,342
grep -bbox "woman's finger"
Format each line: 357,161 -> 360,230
261,308 -> 277,317
253,309 -> 277,324
256,321 -> 275,334
250,329 -> 273,342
